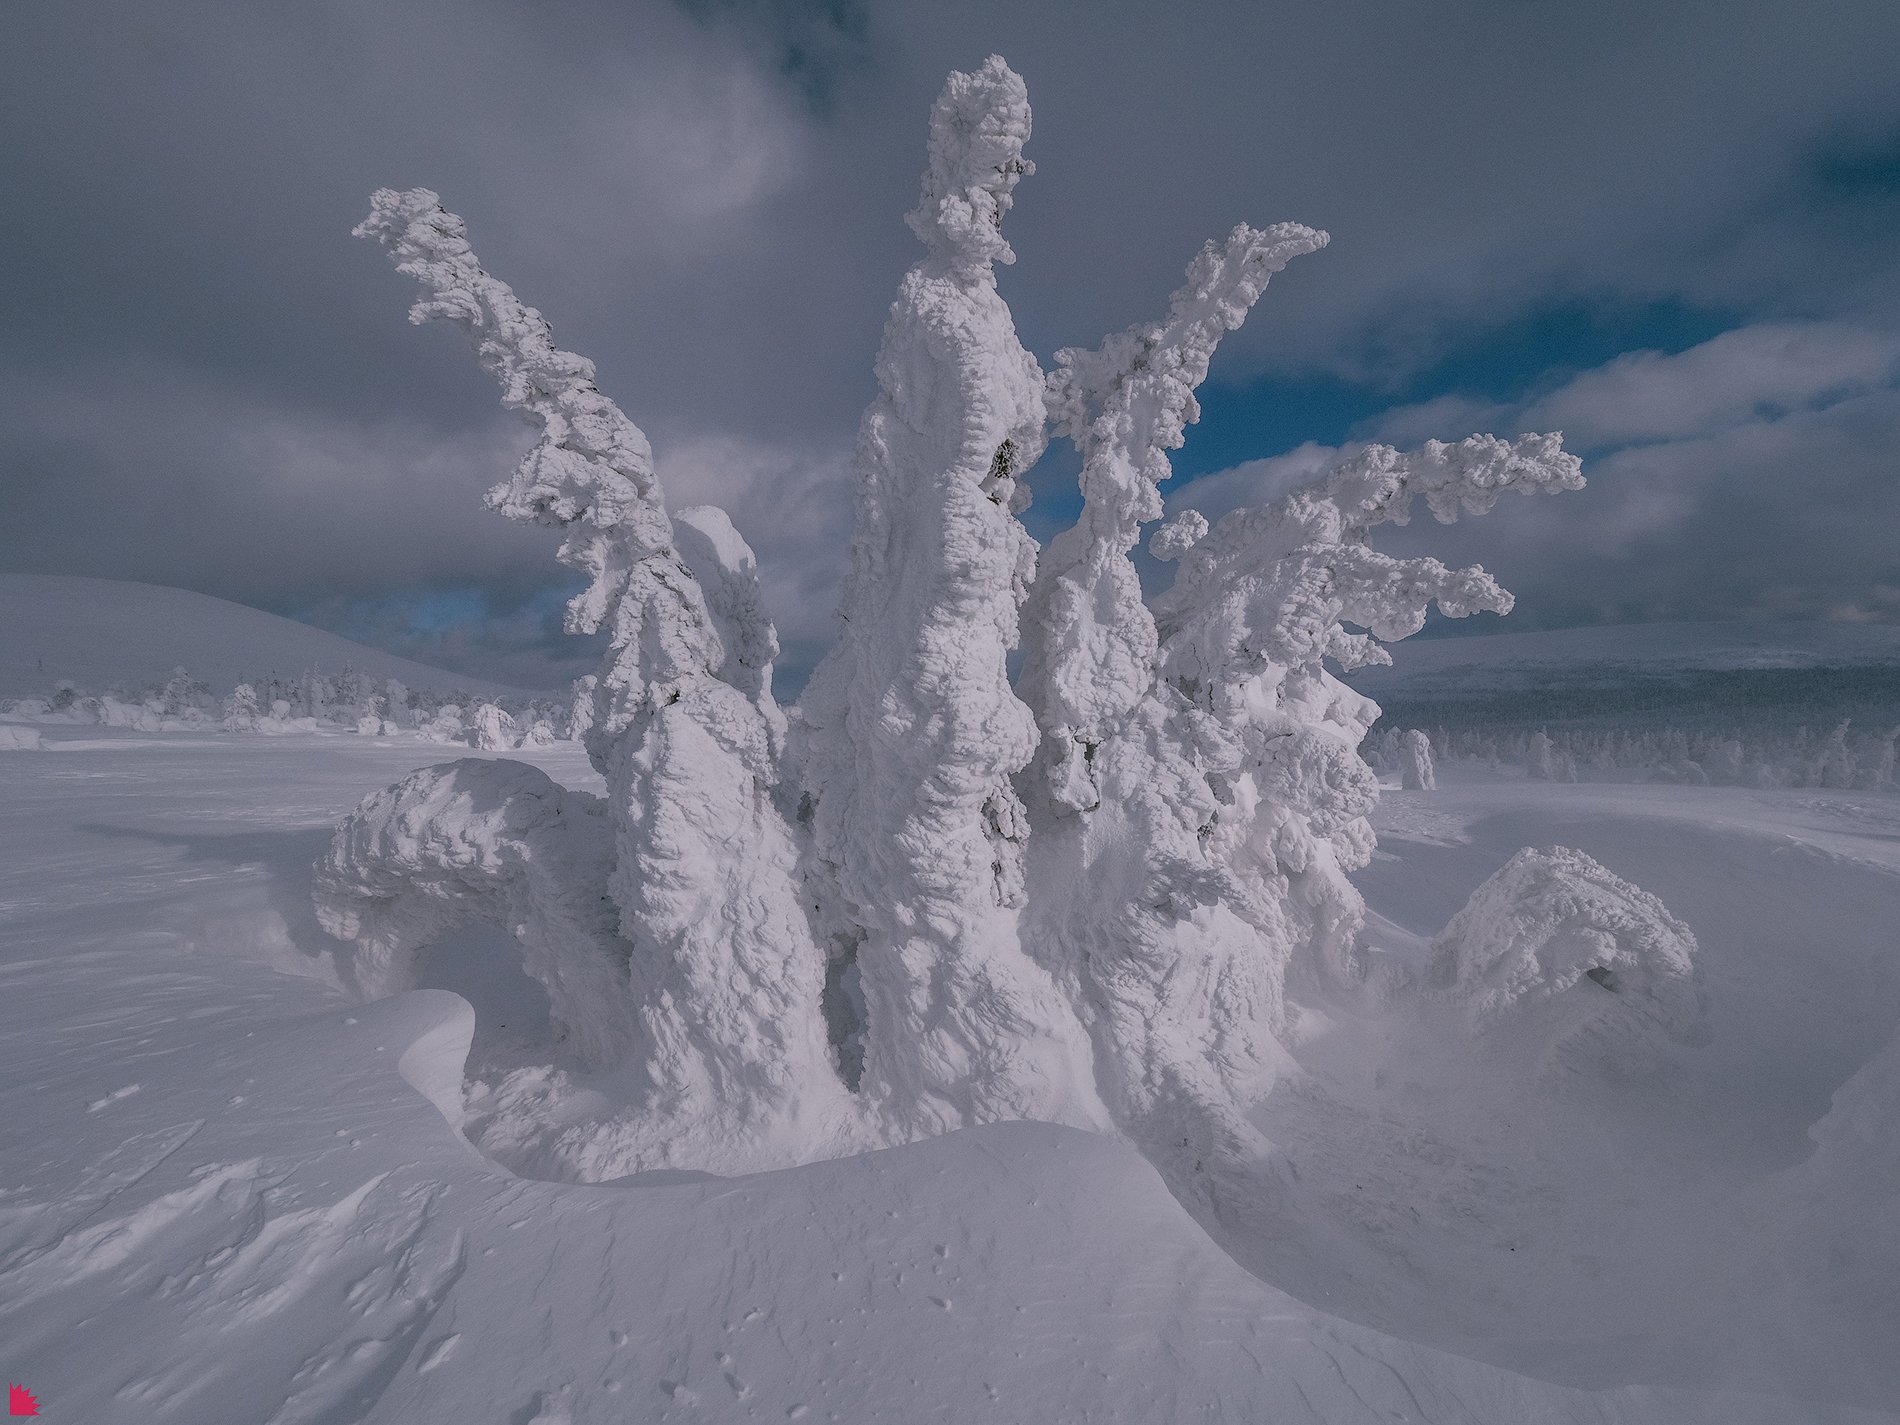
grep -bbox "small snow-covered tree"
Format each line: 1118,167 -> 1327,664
466,702 -> 517,750
1400,728 -> 1436,790
317,56 -> 1695,1195
221,683 -> 261,733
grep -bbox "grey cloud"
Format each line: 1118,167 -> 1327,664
4,0 -> 1900,685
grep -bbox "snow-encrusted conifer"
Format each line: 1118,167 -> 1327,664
1400,728 -> 1436,791
221,683 -> 260,733
313,57 -> 1697,1201
795,57 -> 1105,1137
468,702 -> 516,751
337,189 -> 843,1165
1026,428 -> 1583,1202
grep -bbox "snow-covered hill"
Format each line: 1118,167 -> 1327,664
0,574 -> 539,700
1354,619 -> 1900,728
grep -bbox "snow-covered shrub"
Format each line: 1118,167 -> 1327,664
418,704 -> 466,744
0,724 -> 42,751
319,56 -> 1685,1192
467,702 -> 516,750
1429,847 -> 1706,1082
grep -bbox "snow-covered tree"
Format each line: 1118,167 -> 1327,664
1400,728 -> 1436,791
794,57 -> 1105,1137
317,56 -> 1694,1194
466,702 -> 517,751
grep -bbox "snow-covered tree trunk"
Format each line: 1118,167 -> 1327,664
1020,221 -> 1327,814
795,57 -> 1105,1138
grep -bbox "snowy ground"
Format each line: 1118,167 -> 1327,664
3,730 -> 1896,1422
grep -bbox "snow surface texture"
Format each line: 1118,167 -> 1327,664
3,734 -> 1895,1422
323,53 -> 1692,1262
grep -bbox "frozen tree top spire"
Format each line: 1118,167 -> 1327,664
905,55 -> 1033,269
353,187 -> 676,638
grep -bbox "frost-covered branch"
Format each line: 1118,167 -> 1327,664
1022,222 -> 1328,812
1151,433 -> 1584,691
356,190 -> 690,647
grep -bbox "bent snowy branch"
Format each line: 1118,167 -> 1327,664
1022,222 -> 1328,813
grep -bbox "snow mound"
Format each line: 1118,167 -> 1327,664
0,574 -> 539,700
312,758 -> 630,1066
1429,845 -> 1707,1078
0,724 -> 42,750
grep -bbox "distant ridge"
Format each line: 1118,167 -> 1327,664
0,575 -> 541,700
1352,620 -> 1900,729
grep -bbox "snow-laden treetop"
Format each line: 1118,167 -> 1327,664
906,54 -> 1034,269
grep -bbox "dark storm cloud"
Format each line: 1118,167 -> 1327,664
3,0 -> 1898,687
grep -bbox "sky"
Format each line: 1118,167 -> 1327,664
4,0 -> 1899,691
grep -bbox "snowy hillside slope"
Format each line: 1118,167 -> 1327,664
0,574 -> 541,699
2,732 -> 1896,1422
1351,619 -> 1900,727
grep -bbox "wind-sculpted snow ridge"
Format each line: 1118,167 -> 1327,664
796,56 -> 1107,1139
1428,846 -> 1707,1082
322,56 -> 1698,1210
348,190 -> 844,1170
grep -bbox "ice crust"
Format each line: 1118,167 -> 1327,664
321,57 -> 1692,1193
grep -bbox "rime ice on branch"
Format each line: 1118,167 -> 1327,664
796,56 -> 1106,1138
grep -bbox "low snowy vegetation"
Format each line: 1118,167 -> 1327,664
317,56 -> 1704,1239
1,665 -> 569,745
